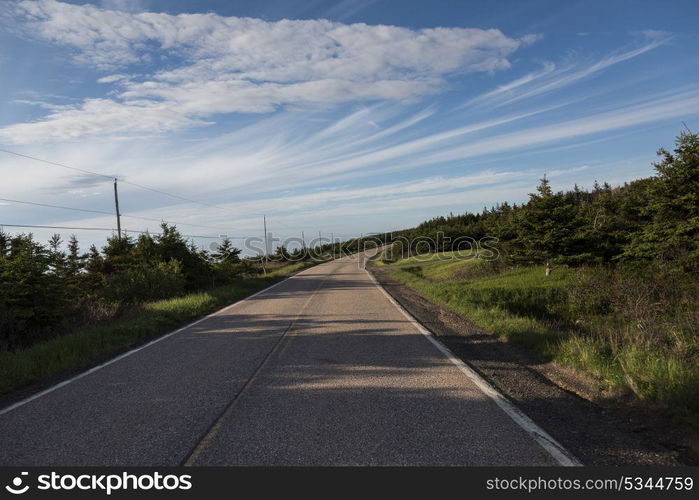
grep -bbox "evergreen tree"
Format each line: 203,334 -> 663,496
47,234 -> 65,276
516,176 -> 580,263
154,224 -> 209,288
213,237 -> 241,264
0,234 -> 66,347
623,132 -> 699,269
0,230 -> 9,258
275,245 -> 291,261
65,234 -> 83,278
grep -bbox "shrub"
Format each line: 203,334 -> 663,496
213,260 -> 246,284
568,267 -> 614,316
102,259 -> 185,303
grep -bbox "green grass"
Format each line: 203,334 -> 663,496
0,261 -> 315,395
385,255 -> 699,418
375,249 -> 476,266
390,263 -> 572,359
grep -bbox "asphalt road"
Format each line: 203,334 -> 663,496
0,254 -> 563,466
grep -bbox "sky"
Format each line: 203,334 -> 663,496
0,0 -> 698,253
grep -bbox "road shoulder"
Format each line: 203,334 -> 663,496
368,264 -> 694,466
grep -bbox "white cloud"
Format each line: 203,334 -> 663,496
97,74 -> 132,84
7,165 -> 576,241
0,86 -> 682,249
170,87 -> 697,191
10,2 -> 521,75
423,88 -> 699,165
639,29 -> 670,41
0,98 -> 210,142
3,84 -> 694,207
0,0 -> 532,143
518,33 -> 544,46
462,39 -> 669,110
460,61 -> 556,108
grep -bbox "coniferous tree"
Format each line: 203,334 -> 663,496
47,234 -> 65,276
65,234 -> 83,278
623,132 -> 699,269
213,237 -> 241,264
517,176 -> 580,263
275,245 -> 291,261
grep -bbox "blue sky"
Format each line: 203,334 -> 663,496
1,0 -> 698,251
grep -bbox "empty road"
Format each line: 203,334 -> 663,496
0,254 -> 570,466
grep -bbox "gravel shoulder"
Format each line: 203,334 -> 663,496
369,264 -> 698,466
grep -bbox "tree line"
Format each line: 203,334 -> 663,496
0,224 -> 254,350
392,131 -> 698,273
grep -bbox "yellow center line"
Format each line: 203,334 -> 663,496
182,273 -> 330,466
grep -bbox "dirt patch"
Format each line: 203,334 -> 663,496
369,264 -> 698,466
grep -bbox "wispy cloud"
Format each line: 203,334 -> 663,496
638,29 -> 670,41
8,83 -> 690,215
422,87 -> 699,165
23,165 -> 584,240
0,0 -> 694,249
460,61 -> 556,109
216,87 -> 698,189
462,39 -> 670,110
0,99 -> 211,143
0,0 -> 535,143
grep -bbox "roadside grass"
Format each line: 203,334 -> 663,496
0,261 -> 317,396
375,249 -> 476,267
384,257 -> 699,419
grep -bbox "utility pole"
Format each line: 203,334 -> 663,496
263,215 -> 268,275
113,178 -> 122,239
301,231 -> 306,250
318,230 -> 322,249
331,232 -> 334,257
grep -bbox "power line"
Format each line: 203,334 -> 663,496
0,196 -> 247,232
117,179 -> 259,216
0,223 -> 118,232
0,223 -> 244,240
0,148 -> 114,180
0,148 -> 263,217
264,217 -> 312,232
0,197 -> 114,217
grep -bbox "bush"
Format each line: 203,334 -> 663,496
566,264 -> 699,410
0,234 -> 70,350
213,260 -> 247,284
568,267 -> 614,316
102,259 -> 185,303
464,286 -> 570,320
451,258 -> 507,282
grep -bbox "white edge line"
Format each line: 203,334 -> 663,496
0,273 -> 300,417
365,268 -> 582,467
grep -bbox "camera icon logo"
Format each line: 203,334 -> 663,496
5,472 -> 29,495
